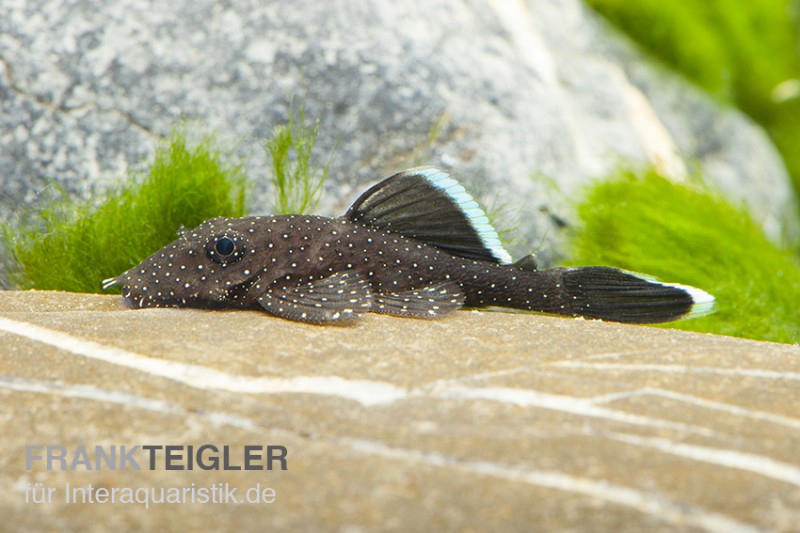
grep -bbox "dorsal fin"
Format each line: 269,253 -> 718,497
512,254 -> 538,271
346,167 -> 512,263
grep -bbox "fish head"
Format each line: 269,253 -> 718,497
104,217 -> 266,309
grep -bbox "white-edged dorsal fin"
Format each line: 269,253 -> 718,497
346,167 -> 512,264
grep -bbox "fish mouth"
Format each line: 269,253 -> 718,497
117,274 -> 263,310
108,268 -> 265,310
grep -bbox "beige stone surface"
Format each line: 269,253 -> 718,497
1,290 -> 799,532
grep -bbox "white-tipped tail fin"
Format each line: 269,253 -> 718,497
561,267 -> 716,324
659,281 -> 716,319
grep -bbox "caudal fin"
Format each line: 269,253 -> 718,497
562,266 -> 715,324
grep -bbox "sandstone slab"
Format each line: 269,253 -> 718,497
1,290 -> 799,531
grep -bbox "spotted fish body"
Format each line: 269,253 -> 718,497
104,168 -> 715,325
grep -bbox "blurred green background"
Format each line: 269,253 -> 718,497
585,0 -> 800,207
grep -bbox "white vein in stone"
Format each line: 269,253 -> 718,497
0,375 -> 255,430
591,387 -> 800,431
608,432 -> 800,487
551,361 -> 800,380
342,438 -> 762,533
0,317 -> 406,407
431,385 -> 717,437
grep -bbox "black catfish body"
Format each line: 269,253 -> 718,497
104,168 -> 714,325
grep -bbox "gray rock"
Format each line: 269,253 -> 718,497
1,0 -> 797,272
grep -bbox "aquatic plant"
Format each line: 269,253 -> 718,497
264,99 -> 332,215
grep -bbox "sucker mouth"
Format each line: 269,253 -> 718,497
111,270 -> 265,310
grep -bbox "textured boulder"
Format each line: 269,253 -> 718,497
1,0 -> 796,265
1,291 -> 799,531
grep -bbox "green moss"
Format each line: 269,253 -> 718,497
2,132 -> 247,293
264,99 -> 332,215
585,0 -> 800,199
567,169 -> 800,344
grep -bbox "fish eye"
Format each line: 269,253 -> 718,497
215,237 -> 235,256
205,232 -> 247,264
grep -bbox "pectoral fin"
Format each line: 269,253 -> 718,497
257,272 -> 372,325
